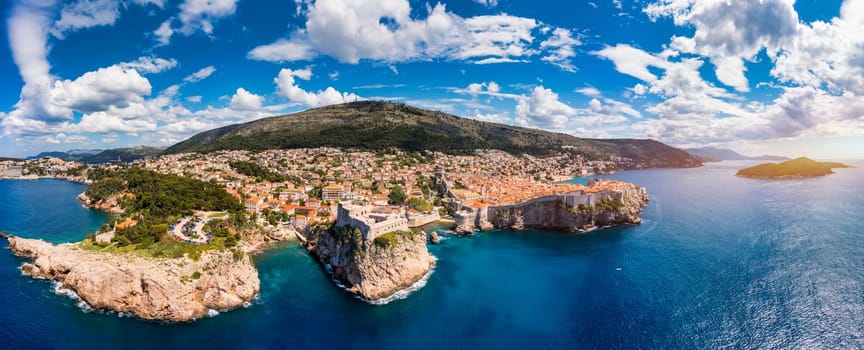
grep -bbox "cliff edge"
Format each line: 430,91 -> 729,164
5,236 -> 259,322
454,180 -> 649,233
304,226 -> 435,302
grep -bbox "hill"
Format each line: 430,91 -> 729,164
685,147 -> 789,162
80,146 -> 164,164
165,101 -> 701,168
28,149 -> 103,161
736,157 -> 851,179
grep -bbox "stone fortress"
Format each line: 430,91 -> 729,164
435,169 -> 649,233
335,203 -> 409,240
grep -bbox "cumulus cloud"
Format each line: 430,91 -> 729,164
52,0 -> 120,38
183,66 -> 216,83
645,0 -> 799,92
51,0 -> 168,40
274,68 -> 361,107
52,65 -> 152,114
154,0 -> 238,45
596,38 -> 864,146
178,0 -> 237,35
515,87 -> 576,130
249,0 -> 578,71
1,0 -> 290,150
229,88 -> 264,111
771,1 -> 864,95
540,28 -> 582,72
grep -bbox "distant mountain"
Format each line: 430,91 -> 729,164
164,101 -> 702,169
685,147 -> 789,162
80,146 -> 164,164
28,149 -> 103,161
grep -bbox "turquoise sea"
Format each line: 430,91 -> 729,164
2,161 -> 864,349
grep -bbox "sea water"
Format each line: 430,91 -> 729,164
1,161 -> 863,349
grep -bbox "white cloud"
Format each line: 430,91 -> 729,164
186,95 -> 203,103
247,38 -> 318,62
132,0 -> 164,7
645,0 -> 799,92
474,0 -> 498,7
177,0 -> 238,35
515,86 -> 577,130
249,0 -> 576,71
120,56 -> 178,74
576,87 -> 601,97
540,27 -> 581,72
183,66 -> 216,83
593,44 -> 668,82
456,81 -> 520,100
52,0 -> 120,38
53,65 -> 152,114
154,20 -> 173,45
470,110 -> 510,124
771,1 -> 864,95
274,68 -> 361,107
153,0 -> 238,45
229,88 -> 264,111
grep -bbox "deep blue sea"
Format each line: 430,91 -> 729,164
2,161 -> 864,349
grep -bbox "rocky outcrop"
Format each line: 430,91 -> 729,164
5,236 -> 259,322
489,190 -> 648,233
455,181 -> 649,233
77,192 -> 124,214
429,231 -> 440,244
304,226 -> 435,302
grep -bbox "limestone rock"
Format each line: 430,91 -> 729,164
429,231 -> 440,244
5,236 -> 259,322
305,227 -> 435,302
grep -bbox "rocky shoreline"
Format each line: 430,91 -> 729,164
452,182 -> 649,234
304,226 -> 436,302
3,235 -> 259,322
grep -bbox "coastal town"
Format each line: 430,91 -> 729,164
2,148 -> 638,240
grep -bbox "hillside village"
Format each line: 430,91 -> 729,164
3,147 -> 636,238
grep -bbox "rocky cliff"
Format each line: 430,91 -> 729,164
5,236 -> 259,322
488,195 -> 647,232
77,191 -> 124,214
304,226 -> 435,302
456,182 -> 649,233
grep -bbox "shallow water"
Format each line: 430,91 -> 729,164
1,162 -> 863,349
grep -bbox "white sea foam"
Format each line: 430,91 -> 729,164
367,256 -> 438,306
207,309 -> 220,317
322,255 -> 438,305
52,281 -> 79,300
51,281 -> 95,313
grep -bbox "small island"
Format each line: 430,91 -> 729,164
736,157 -> 851,179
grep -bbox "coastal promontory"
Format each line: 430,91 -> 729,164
4,235 -> 259,322
304,225 -> 435,302
736,157 -> 851,179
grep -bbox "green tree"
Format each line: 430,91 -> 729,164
388,186 -> 407,205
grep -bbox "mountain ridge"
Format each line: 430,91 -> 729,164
28,146 -> 163,164
685,147 -> 789,162
164,101 -> 702,169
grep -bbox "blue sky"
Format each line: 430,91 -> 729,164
2,0 -> 863,158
